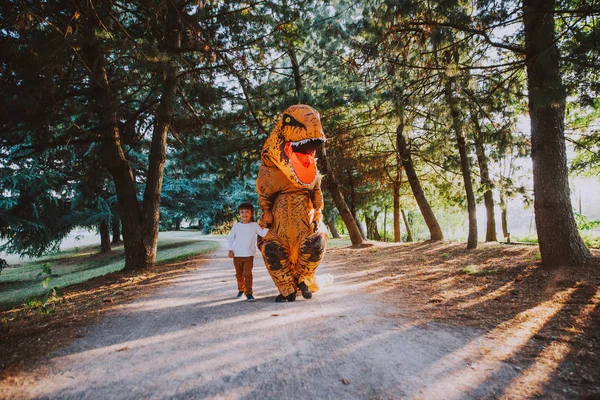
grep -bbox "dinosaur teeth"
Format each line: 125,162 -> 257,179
290,138 -> 325,150
291,138 -> 313,147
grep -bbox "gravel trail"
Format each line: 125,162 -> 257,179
6,239 -> 519,400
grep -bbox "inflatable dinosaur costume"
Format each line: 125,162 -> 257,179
257,104 -> 333,302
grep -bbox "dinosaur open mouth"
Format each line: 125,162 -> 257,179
284,138 -> 324,184
290,138 -> 324,154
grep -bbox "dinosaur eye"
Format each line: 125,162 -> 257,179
282,113 -> 305,129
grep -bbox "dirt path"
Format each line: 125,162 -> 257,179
4,240 -> 529,399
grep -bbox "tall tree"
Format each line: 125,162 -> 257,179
522,0 -> 590,265
471,111 -> 497,242
444,74 -> 478,249
397,124 -> 444,241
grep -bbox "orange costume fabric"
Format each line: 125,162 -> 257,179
257,104 -> 333,299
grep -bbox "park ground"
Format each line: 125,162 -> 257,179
0,233 -> 599,399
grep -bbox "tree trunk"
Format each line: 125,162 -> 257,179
393,181 -> 401,242
356,215 -> 367,240
401,209 -> 413,242
175,218 -> 182,231
366,211 -> 381,241
383,206 -> 388,242
100,219 -> 111,253
472,113 -> 497,242
287,43 -> 306,103
82,11 -> 147,269
445,80 -> 478,249
499,191 -> 510,242
365,213 -> 373,239
346,169 -> 367,239
396,123 -> 444,241
373,211 -> 381,240
317,147 -> 365,246
111,217 -> 121,244
287,43 -> 363,246
456,132 -> 479,249
325,217 -> 340,238
140,1 -> 181,265
83,3 -> 181,269
523,0 -> 590,266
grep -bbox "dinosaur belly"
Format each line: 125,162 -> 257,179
271,191 -> 313,263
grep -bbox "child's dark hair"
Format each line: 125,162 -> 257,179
238,202 -> 255,214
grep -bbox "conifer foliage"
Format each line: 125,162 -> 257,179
1,0 -> 598,268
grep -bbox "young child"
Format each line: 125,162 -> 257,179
227,202 -> 269,302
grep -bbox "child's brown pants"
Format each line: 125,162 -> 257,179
233,256 -> 254,295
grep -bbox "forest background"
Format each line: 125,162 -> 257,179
1,0 -> 600,272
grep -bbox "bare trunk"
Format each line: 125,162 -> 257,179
472,114 -> 497,242
346,170 -> 367,240
357,216 -> 367,240
365,213 -> 373,240
396,123 -> 444,241
523,0 -> 590,265
287,44 -> 360,245
445,80 -> 477,249
499,191 -> 510,242
383,206 -> 388,242
401,209 -> 413,242
393,181 -> 401,242
287,44 -> 305,103
111,217 -> 121,244
372,211 -> 381,241
365,211 -> 381,241
140,2 -> 181,265
325,217 -> 340,238
457,133 -> 479,249
317,148 -> 364,246
100,220 -> 111,253
82,15 -> 147,269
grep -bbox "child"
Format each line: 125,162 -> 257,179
227,202 -> 269,302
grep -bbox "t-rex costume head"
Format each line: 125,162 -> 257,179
257,104 -> 333,302
260,104 -> 326,188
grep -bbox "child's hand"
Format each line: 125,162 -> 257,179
228,250 -> 234,258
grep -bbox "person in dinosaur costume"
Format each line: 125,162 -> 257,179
257,104 -> 333,302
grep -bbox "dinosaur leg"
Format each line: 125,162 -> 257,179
296,231 -> 331,293
258,237 -> 296,297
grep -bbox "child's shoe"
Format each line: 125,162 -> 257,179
236,291 -> 244,298
246,294 -> 256,302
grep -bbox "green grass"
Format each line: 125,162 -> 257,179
510,234 -> 539,244
581,232 -> 600,249
0,239 -> 219,310
327,237 -> 353,248
512,231 -> 600,249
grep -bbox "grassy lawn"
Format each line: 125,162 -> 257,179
512,231 -> 600,248
0,237 -> 219,310
327,237 -> 353,248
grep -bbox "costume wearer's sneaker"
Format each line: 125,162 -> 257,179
237,291 -> 244,298
275,294 -> 287,303
298,282 -> 312,299
286,292 -> 297,302
246,294 -> 256,302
